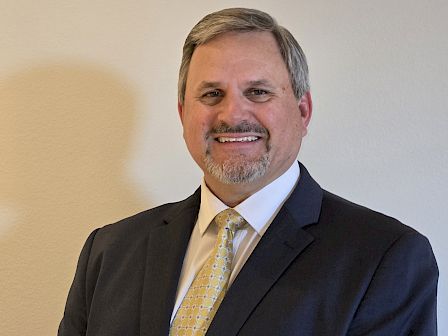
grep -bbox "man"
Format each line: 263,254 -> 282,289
59,8 -> 438,336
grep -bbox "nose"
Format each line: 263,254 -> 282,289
217,91 -> 252,125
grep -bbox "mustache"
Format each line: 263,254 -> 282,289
209,121 -> 268,135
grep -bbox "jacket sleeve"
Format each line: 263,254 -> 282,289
347,231 -> 438,336
58,229 -> 99,336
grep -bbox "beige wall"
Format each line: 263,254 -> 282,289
1,1 -> 447,335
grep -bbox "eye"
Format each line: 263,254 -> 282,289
204,90 -> 222,97
249,89 -> 268,96
198,90 -> 224,105
245,89 -> 271,102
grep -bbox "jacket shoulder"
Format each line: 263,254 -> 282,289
321,190 -> 417,237
91,190 -> 200,249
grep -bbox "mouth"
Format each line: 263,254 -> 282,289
209,121 -> 267,145
215,136 -> 260,143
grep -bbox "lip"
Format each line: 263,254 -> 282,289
215,135 -> 260,143
209,133 -> 265,154
212,133 -> 264,143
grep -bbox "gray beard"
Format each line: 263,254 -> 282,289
204,153 -> 270,184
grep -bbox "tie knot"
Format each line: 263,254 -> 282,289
214,208 -> 246,232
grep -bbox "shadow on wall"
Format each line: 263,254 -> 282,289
0,64 -> 148,335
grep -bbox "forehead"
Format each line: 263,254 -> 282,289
186,31 -> 290,91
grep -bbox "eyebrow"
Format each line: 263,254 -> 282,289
196,81 -> 222,91
246,79 -> 274,88
195,79 -> 275,91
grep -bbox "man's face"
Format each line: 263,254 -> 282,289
179,31 -> 312,197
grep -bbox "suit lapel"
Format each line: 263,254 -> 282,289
139,190 -> 200,336
207,163 -> 323,335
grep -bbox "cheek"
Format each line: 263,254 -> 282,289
284,104 -> 305,135
269,110 -> 304,147
266,107 -> 301,135
183,114 -> 211,148
183,106 -> 205,131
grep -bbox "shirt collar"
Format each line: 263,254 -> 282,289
197,161 -> 300,236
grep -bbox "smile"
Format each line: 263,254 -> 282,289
216,136 -> 260,143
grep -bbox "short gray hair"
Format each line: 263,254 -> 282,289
178,8 -> 310,105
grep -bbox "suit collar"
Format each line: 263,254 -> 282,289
139,189 -> 201,336
207,162 -> 323,335
283,162 -> 323,228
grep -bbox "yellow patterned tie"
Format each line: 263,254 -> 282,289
169,208 -> 246,336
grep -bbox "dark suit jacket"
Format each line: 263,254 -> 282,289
59,163 -> 438,335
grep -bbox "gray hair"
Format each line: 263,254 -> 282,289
178,8 -> 310,105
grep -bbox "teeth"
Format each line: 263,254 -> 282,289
217,136 -> 259,143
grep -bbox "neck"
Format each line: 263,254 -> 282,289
204,176 -> 272,208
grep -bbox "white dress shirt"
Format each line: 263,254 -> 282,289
170,162 -> 300,322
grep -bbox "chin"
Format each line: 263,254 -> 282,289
204,154 -> 270,184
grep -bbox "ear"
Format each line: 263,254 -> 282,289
298,91 -> 313,135
178,101 -> 185,125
